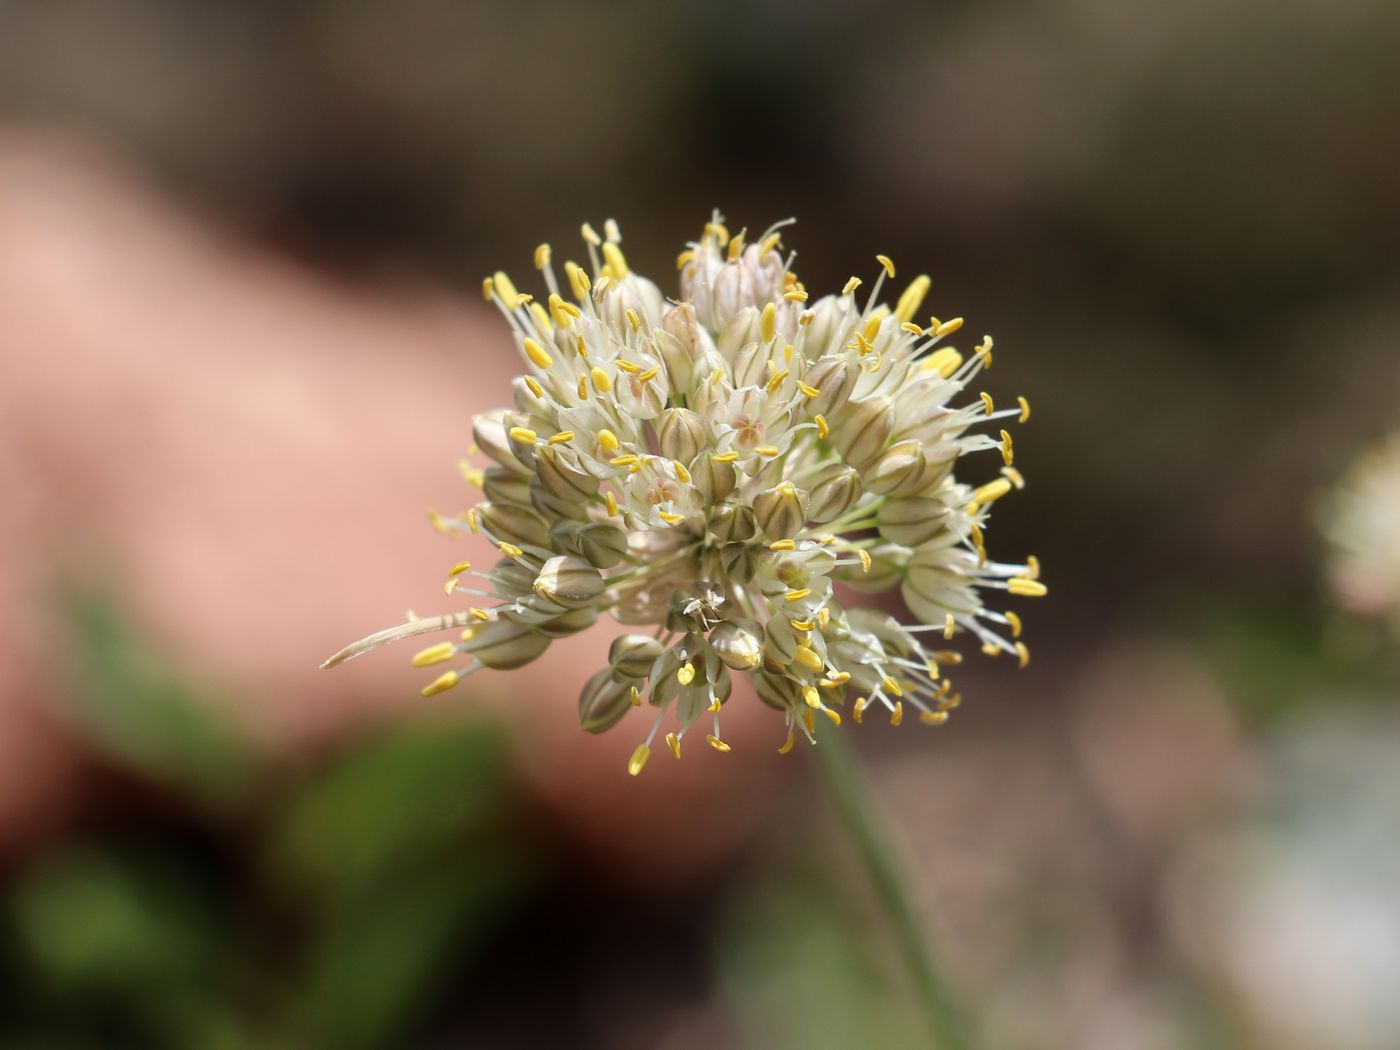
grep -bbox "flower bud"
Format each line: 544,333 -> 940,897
463,619 -> 551,669
482,468 -> 532,509
731,340 -> 771,388
480,501 -> 551,548
578,668 -> 632,734
500,592 -> 569,626
534,444 -> 599,504
832,395 -> 893,470
807,463 -> 864,523
711,619 -> 763,670
866,440 -> 931,497
473,410 -> 529,475
719,542 -> 760,583
656,408 -> 708,464
802,356 -> 857,417
533,555 -> 606,608
709,503 -> 757,543
876,497 -> 951,547
690,451 -> 737,502
503,413 -> 540,469
755,671 -> 802,711
753,481 -> 810,539
717,306 -> 759,360
536,604 -> 598,638
575,522 -> 629,569
609,634 -> 664,679
800,294 -> 845,361
530,479 -> 588,524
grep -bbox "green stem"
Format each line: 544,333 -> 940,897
812,731 -> 973,1050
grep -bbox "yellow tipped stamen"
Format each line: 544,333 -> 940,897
1002,465 -> 1026,489
882,675 -> 903,697
676,249 -> 696,270
548,294 -> 575,328
823,707 -> 841,727
605,491 -> 619,517
534,243 -> 551,270
797,381 -> 821,398
894,275 -> 931,322
665,731 -> 682,759
802,708 -> 816,733
460,627 -> 477,642
470,607 -> 493,623
803,685 -> 821,708
625,307 -> 641,331
786,588 -> 812,602
458,463 -> 485,487
421,670 -> 461,697
548,431 -> 574,445
637,367 -> 660,383
412,642 -> 457,667
1008,577 -> 1048,597
602,241 -> 629,278
566,262 -> 591,300
858,550 -> 873,573
712,451 -> 739,463
727,230 -> 746,261
596,429 -> 620,453
629,685 -> 642,707
498,542 -> 524,560
926,660 -> 941,679
658,510 -> 685,525
814,414 -> 830,439
1026,555 -> 1041,579
920,710 -> 950,726
704,221 -> 729,245
677,662 -> 696,686
616,359 -> 641,374
449,561 -> 473,576
493,272 -> 521,308
769,539 -> 796,551
863,314 -> 884,343
971,478 -> 1013,506
754,445 -> 781,457
574,334 -> 589,359
610,454 -> 639,467
529,303 -> 553,334
944,614 -> 956,639
590,367 -> 611,393
1018,395 -> 1031,423
876,254 -> 895,278
792,620 -> 816,631
1004,610 -> 1023,638
481,277 -> 494,301
793,646 -> 823,672
979,391 -> 995,415
923,347 -> 962,378
674,461 -> 691,483
760,302 -> 777,343
1015,641 -> 1030,668
936,317 -> 964,337
577,376 -> 588,400
759,231 -> 783,257
444,578 -> 458,596
975,336 -> 994,366
778,728 -> 796,754
841,276 -> 862,296
852,697 -> 867,723
509,426 -> 538,445
465,508 -> 479,534
524,376 -> 544,399
627,743 -> 651,776
1000,429 -> 1014,466
982,643 -> 1001,657
707,734 -> 732,753
785,290 -> 809,302
890,701 -> 904,726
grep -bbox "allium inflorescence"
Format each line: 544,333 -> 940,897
323,215 -> 1046,774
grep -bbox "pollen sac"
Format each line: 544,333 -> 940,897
578,668 -> 632,733
753,482 -> 810,539
534,555 -> 606,608
327,213 -> 1041,768
609,633 -> 664,679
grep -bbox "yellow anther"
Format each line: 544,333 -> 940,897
481,277 -> 494,301
802,708 -> 816,733
841,276 -> 862,296
858,550 -> 873,573
637,367 -> 660,383
1002,465 -> 1026,489
707,734 -> 732,753
766,370 -> 789,395
674,461 -> 691,483
508,426 -> 538,445
677,662 -> 696,686
676,249 -> 696,270
970,523 -> 985,550
615,359 -> 641,374
580,222 -> 602,246
784,290 -> 809,302
443,574 -> 458,594
999,429 -> 1014,466
529,302 -> 553,334
863,314 -> 884,343
470,607 -> 493,623
979,391 -> 995,415
575,334 -> 589,359
876,254 -> 896,278
894,275 -> 931,322
464,508 -> 479,534
971,478 -> 1013,506
498,542 -> 524,560
1001,611 -> 1022,639
524,376 -> 544,399
627,743 -> 651,776
428,509 -> 450,535
596,429 -> 620,453
727,229 -> 746,261
590,366 -> 611,393
1008,577 -> 1048,598
521,338 -> 552,370
882,675 -> 903,697
610,454 -> 639,467
944,614 -> 956,639
712,451 -> 739,463
803,685 -> 821,708
852,697 -> 867,723
449,561 -> 473,576
543,431 -> 571,447
658,510 -> 685,525
566,261 -> 590,300
421,670 -> 461,697
890,701 -> 904,726
760,302 -> 777,343
1015,641 -> 1030,668
850,332 -> 874,356
823,707 -> 842,727
900,322 -> 924,337
982,643 -> 1002,657
936,317 -> 964,337
458,463 -> 485,487
759,231 -> 783,257
604,219 -> 621,242
829,671 -> 852,685
460,627 -> 477,642
786,588 -> 812,602
796,381 -> 821,398
545,294 -> 573,328
493,271 -> 521,308
1026,555 -> 1041,579
975,335 -> 994,364
665,731 -> 682,759
534,243 -> 551,270
926,660 -> 941,680
704,221 -> 730,244
920,710 -> 950,726
799,311 -> 813,326
625,307 -> 641,331
754,445 -> 781,457
629,685 -> 642,707
923,347 -> 962,378
605,491 -> 619,517
793,646 -> 823,672
814,414 -> 830,439
412,642 -> 457,667
769,539 -> 796,551
791,620 -> 816,631
778,728 -> 796,754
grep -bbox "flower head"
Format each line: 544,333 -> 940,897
323,215 -> 1046,774
1322,430 -> 1400,631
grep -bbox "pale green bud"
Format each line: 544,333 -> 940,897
807,463 -> 864,523
832,395 -> 893,470
753,481 -> 810,539
609,634 -> 664,679
690,451 -> 737,502
876,497 -> 950,547
463,619 -> 551,669
709,503 -> 757,543
711,619 -> 764,670
656,407 -> 708,464
578,668 -> 632,733
534,444 -> 599,504
480,501 -> 551,548
866,439 -> 931,496
802,356 -> 857,417
533,555 -> 606,608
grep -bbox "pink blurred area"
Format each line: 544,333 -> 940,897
0,128 -> 780,866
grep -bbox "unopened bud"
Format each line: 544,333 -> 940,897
578,668 -> 632,733
480,501 -> 551,548
463,619 -> 551,670
709,503 -> 757,543
482,468 -> 532,509
802,355 -> 857,417
807,463 -> 864,523
866,440 -> 930,496
832,395 -> 893,470
719,542 -> 760,583
575,522 -> 629,569
711,619 -> 764,670
533,555 -> 606,608
876,497 -> 951,547
657,408 -> 708,464
691,451 -> 738,502
753,481 -> 810,539
609,634 -> 664,679
536,604 -> 598,638
534,444 -> 599,503
472,410 -> 529,475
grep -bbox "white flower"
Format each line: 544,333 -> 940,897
323,214 -> 1046,775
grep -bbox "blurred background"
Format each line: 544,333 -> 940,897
1,1 -> 1398,1047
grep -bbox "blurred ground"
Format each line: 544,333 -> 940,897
0,1 -> 1398,1047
